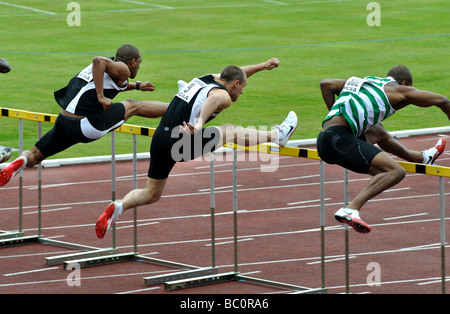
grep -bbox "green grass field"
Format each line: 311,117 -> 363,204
1,0 -> 449,160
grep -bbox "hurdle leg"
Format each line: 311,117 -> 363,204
143,151 -> 220,286
44,131 -> 119,265
320,161 -> 325,289
439,177 -> 446,294
343,169 -> 350,294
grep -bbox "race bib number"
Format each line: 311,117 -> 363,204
77,64 -> 93,82
342,76 -> 365,94
176,78 -> 206,102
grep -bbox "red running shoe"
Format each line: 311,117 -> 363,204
95,202 -> 122,239
0,156 -> 26,186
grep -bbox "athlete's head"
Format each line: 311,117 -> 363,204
387,65 -> 413,86
220,65 -> 247,102
115,44 -> 141,79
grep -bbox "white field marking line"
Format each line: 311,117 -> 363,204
198,185 -> 242,192
382,187 -> 411,193
261,0 -> 287,4
194,163 -> 233,169
0,199 -> 110,212
0,1 -> 56,15
20,191 -> 449,234
0,250 -> 74,260
3,267 -> 59,277
116,286 -> 161,294
119,0 -> 173,9
306,256 -> 356,265
0,269 -> 180,288
115,221 -> 159,230
325,276 -> 448,292
417,277 -> 450,286
0,169 -> 423,213
280,174 -> 320,181
24,207 -> 72,215
2,161 -> 318,192
383,213 -> 429,221
286,198 -> 330,206
216,243 -> 446,270
91,0 -> 357,14
204,238 -> 254,247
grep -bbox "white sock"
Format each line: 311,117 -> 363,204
115,201 -> 123,217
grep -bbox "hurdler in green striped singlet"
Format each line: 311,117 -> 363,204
323,76 -> 397,137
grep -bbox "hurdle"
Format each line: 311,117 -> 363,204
0,107 -> 219,283
0,108 -> 118,262
219,141 -> 449,294
161,148 -> 325,293
1,106 -> 449,293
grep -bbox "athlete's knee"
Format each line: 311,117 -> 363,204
147,190 -> 162,204
144,179 -> 165,204
23,149 -> 45,168
393,165 -> 406,182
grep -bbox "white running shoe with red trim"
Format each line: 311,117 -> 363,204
422,137 -> 446,165
334,207 -> 371,234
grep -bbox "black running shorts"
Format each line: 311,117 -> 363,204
35,103 -> 125,157
148,126 -> 220,180
316,126 -> 382,174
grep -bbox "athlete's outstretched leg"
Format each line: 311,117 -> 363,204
122,99 -> 169,121
215,111 -> 298,148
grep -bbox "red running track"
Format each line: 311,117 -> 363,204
0,133 -> 449,294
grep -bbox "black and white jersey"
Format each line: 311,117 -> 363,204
54,60 -> 129,116
158,74 -> 227,131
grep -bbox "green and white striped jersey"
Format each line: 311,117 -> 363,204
323,76 -> 397,137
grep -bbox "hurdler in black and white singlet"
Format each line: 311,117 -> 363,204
54,60 -> 129,116
35,60 -> 129,158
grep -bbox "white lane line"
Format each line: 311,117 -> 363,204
3,267 -> 59,277
119,0 -> 173,9
0,1 -> 56,15
116,286 -> 161,294
383,213 -> 428,221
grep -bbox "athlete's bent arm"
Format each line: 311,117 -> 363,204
320,79 -> 346,110
179,89 -> 231,135
92,57 -> 130,109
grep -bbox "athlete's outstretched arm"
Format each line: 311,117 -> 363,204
391,85 -> 450,119
240,58 -> 280,78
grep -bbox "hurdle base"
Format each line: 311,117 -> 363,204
0,230 -> 24,240
46,248 -> 119,266
144,267 -> 219,286
63,252 -> 138,269
0,235 -> 41,248
163,272 -> 327,294
165,271 -> 238,291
